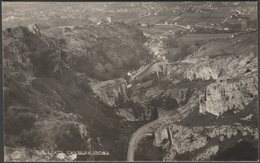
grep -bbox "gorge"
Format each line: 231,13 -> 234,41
3,2 -> 258,162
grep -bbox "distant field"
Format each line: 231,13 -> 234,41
132,15 -> 168,24
139,25 -> 185,37
111,12 -> 140,22
171,7 -> 235,26
153,24 -> 186,31
180,33 -> 236,42
189,31 -> 256,58
138,28 -> 167,37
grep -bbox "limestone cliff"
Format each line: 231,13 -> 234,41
199,73 -> 257,116
90,78 -> 129,107
129,31 -> 258,161
154,123 -> 258,161
90,78 -> 154,121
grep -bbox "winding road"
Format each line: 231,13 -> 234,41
126,120 -> 157,161
126,95 -> 198,161
126,109 -> 180,161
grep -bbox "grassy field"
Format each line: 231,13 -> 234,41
187,31 -> 256,58
180,33 -> 236,42
131,15 -> 168,24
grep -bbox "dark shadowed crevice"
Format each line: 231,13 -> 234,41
213,141 -> 258,161
134,135 -> 163,161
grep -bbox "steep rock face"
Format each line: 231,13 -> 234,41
130,79 -> 194,107
91,78 -> 129,107
115,102 -> 153,121
154,123 -> 258,161
161,88 -> 191,106
199,73 -> 257,116
90,78 -> 154,121
168,51 -> 256,83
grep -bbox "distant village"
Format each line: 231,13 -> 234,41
3,2 -> 257,32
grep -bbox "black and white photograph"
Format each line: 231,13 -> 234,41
1,1 -> 259,162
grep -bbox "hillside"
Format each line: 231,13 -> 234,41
127,31 -> 258,161
3,24 -> 153,161
2,1 -> 258,162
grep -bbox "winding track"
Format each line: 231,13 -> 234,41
126,120 -> 157,161
126,95 -> 198,161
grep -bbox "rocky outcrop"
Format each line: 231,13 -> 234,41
154,128 -> 169,147
154,124 -> 208,155
199,73 -> 257,116
162,87 -> 191,106
90,78 -> 154,121
154,123 -> 258,161
205,124 -> 258,140
150,85 -> 258,161
167,32 -> 257,83
194,145 -> 219,161
91,78 -> 129,107
88,74 -> 159,122
168,51 -> 256,83
27,24 -> 41,36
137,32 -> 258,161
115,102 -> 153,121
